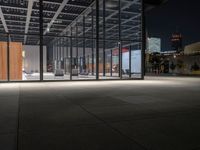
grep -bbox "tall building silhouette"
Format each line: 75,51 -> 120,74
171,32 -> 183,53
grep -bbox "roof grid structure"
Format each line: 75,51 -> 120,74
0,0 -> 142,47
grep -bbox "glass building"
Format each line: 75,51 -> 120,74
0,0 -> 145,82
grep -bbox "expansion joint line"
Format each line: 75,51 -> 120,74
63,95 -> 148,150
16,84 -> 22,150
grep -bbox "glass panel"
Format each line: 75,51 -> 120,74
122,43 -> 131,79
43,36 -> 70,80
111,41 -> 120,78
0,0 -> 143,82
43,0 -> 96,80
69,3 -> 96,80
131,43 -> 142,78
105,49 -> 111,77
9,34 -> 40,81
104,0 -> 120,41
121,0 -> 142,79
98,40 -> 120,79
0,0 -> 40,81
121,0 -> 142,41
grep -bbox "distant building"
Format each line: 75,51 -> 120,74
161,50 -> 176,55
184,42 -> 200,55
146,37 -> 161,53
171,32 -> 182,53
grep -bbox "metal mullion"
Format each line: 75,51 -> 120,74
39,0 -> 43,81
53,43 -> 55,61
70,27 -> 73,80
59,38 -> 61,61
61,38 -> 64,61
7,33 -> 10,81
118,0 -> 122,79
87,55 -> 90,72
56,39 -> 59,60
103,0 -> 106,76
129,45 -> 131,78
76,22 -> 78,67
96,0 -> 99,80
83,16 -> 86,70
64,37 -> 67,59
91,8 -> 94,76
52,43 -> 54,61
141,0 -> 145,79
110,49 -> 112,77
66,37 -> 68,58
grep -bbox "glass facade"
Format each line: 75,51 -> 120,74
0,0 -> 143,82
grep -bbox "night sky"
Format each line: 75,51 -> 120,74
146,0 -> 200,51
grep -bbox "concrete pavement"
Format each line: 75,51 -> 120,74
0,77 -> 200,150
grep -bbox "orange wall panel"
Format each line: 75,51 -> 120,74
9,42 -> 22,80
0,42 -> 7,80
0,42 -> 22,80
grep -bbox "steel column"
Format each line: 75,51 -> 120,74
96,0 -> 99,80
59,38 -> 61,61
91,8 -> 94,75
76,22 -> 78,67
62,38 -> 64,61
103,0 -> 106,76
141,0 -> 145,79
66,37 -> 69,58
56,39 -> 58,60
39,0 -> 43,81
129,45 -> 132,78
83,16 -> 86,70
118,0 -> 122,79
70,26 -> 73,80
110,49 -> 112,77
7,33 -> 10,81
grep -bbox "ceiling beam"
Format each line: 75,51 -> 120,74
60,1 -> 96,36
76,0 -> 140,45
0,4 -> 139,17
24,0 -> 34,44
43,0 -> 69,35
37,0 -> 88,9
105,14 -> 141,34
0,6 -> 8,33
106,28 -> 141,40
0,5 -> 84,17
78,0 -> 139,37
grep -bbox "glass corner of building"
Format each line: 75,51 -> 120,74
0,0 -> 143,82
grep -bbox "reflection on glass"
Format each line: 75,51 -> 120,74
131,48 -> 142,79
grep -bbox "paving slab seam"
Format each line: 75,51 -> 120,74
63,96 -> 148,150
16,84 -> 21,150
80,106 -> 148,150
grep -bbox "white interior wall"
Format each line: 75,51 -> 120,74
23,45 -> 47,73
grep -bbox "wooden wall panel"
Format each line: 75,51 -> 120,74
9,42 -> 22,80
0,42 -> 22,81
0,42 -> 7,80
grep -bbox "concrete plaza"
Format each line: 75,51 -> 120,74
0,77 -> 200,150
